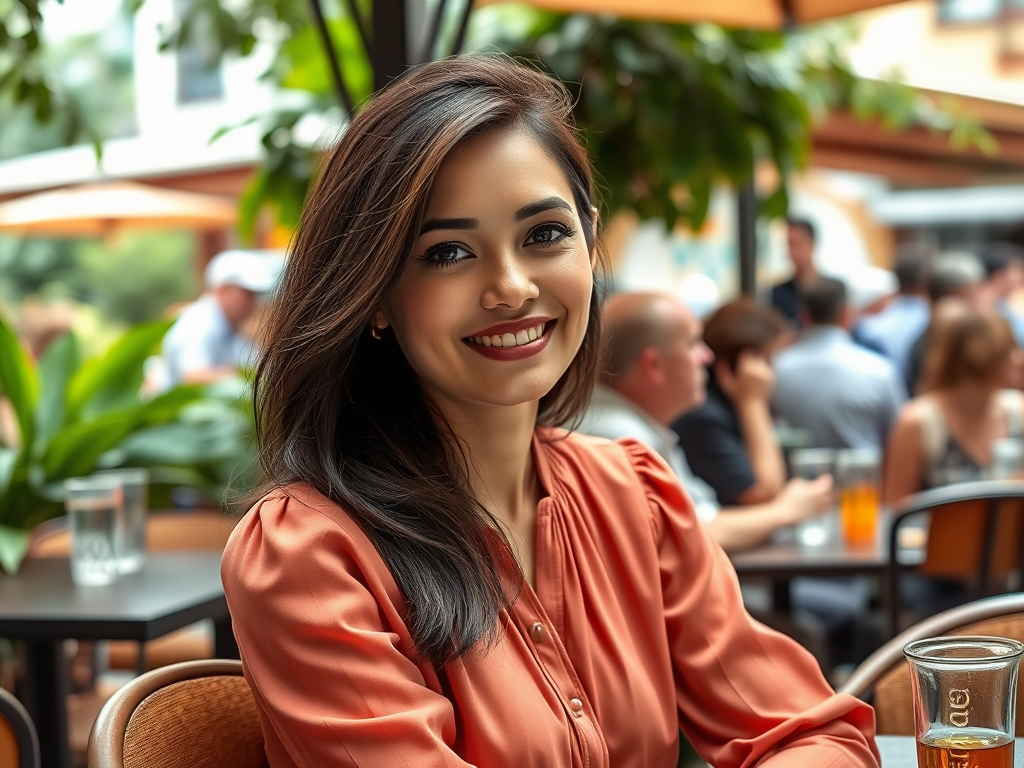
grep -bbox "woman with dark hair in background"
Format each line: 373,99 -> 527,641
222,56 -> 878,768
673,299 -> 792,507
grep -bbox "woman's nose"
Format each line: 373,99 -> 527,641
481,255 -> 539,310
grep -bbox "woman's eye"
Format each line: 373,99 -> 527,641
421,242 -> 474,268
527,223 -> 575,247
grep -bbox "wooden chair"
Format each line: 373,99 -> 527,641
839,592 -> 1024,735
886,480 -> 1024,637
88,659 -> 266,768
0,687 -> 40,768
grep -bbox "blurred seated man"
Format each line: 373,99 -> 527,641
981,242 -> 1024,347
671,299 -> 791,507
161,250 -> 282,388
578,292 -> 830,551
772,277 -> 905,451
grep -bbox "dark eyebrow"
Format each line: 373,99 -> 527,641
419,217 -> 478,235
516,196 -> 573,221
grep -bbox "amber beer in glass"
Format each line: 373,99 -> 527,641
906,637 -> 1023,768
836,449 -> 880,545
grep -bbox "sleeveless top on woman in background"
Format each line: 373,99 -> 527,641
221,429 -> 878,768
918,389 -> 1024,490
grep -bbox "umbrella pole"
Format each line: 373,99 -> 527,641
737,180 -> 758,297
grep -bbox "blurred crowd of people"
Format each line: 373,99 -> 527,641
578,219 -> 1024,672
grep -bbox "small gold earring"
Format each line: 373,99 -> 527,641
370,324 -> 383,340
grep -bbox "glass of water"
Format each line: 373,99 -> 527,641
94,468 -> 149,573
64,476 -> 123,586
790,448 -> 836,546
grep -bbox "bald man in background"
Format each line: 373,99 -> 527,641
578,292 -> 831,551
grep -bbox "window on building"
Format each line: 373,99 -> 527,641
175,0 -> 224,103
937,0 -> 1002,22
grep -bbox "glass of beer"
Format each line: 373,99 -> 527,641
906,636 -> 1022,768
836,449 -> 880,546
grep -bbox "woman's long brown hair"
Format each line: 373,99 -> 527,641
252,56 -> 604,667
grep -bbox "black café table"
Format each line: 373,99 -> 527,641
0,551 -> 236,768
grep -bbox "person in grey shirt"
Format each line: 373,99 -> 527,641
773,277 -> 905,451
577,292 -> 830,551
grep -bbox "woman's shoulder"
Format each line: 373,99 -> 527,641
540,427 -> 679,498
222,482 -> 401,605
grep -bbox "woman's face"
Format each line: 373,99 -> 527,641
381,127 -> 595,415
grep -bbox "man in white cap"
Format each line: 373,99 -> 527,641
161,250 -> 283,387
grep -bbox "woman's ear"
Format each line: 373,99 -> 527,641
589,206 -> 600,269
373,310 -> 390,331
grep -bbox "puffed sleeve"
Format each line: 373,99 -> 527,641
621,440 -> 880,768
221,491 -> 475,768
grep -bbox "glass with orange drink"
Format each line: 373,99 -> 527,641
836,449 -> 880,545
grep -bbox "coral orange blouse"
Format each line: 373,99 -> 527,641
222,430 -> 879,768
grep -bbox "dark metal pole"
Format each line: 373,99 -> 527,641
737,180 -> 758,297
421,0 -> 449,62
308,0 -> 354,115
450,0 -> 475,55
372,0 -> 410,92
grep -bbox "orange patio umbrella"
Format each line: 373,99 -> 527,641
484,0 -> 911,28
0,181 -> 237,238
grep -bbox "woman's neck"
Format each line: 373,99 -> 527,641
432,396 -> 541,530
939,381 -> 999,419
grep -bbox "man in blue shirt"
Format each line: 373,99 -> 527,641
161,250 -> 283,388
853,244 -> 931,387
773,277 -> 905,452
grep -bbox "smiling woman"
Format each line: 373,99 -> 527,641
221,55 -> 881,768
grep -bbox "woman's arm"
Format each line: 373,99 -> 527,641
222,492 -> 475,768
716,354 -> 787,504
629,444 -> 879,767
706,476 -> 832,552
883,403 -> 925,506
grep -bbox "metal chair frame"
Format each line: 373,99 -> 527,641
0,687 -> 41,768
841,592 -> 1024,701
885,480 -> 1024,637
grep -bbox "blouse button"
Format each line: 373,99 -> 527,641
530,622 -> 546,643
569,697 -> 584,716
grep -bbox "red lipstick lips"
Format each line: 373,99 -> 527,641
463,317 -> 556,361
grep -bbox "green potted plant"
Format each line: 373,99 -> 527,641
0,316 -> 203,573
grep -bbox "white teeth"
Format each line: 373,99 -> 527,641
467,323 -> 549,347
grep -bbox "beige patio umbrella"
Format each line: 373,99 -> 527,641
484,0 -> 909,28
0,181 -> 237,238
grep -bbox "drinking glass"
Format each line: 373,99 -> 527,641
836,449 -> 881,546
94,468 -> 149,573
990,439 -> 1024,481
64,476 -> 123,586
789,448 -> 835,546
906,636 -> 1022,768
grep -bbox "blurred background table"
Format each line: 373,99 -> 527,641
0,551 -> 235,768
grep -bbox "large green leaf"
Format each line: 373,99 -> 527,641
0,525 -> 31,575
34,332 -> 80,454
66,318 -> 172,420
43,385 -> 203,481
0,314 -> 38,451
